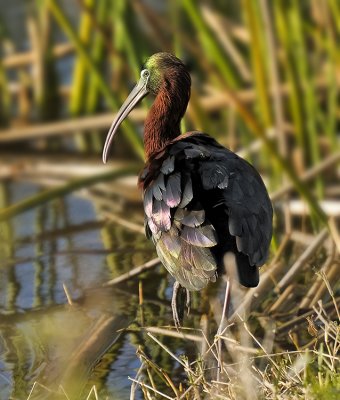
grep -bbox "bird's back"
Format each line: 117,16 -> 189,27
138,132 -> 273,290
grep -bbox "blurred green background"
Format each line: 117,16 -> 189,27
0,1 -> 339,399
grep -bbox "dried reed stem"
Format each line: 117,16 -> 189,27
104,258 -> 160,286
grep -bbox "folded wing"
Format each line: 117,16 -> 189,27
139,133 -> 273,290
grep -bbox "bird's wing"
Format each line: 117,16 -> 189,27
139,133 -> 272,290
194,136 -> 273,267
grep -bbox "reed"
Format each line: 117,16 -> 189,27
0,58 -> 10,126
47,0 -> 144,159
69,0 -> 95,152
183,0 -> 239,89
0,166 -> 138,222
85,0 -> 108,153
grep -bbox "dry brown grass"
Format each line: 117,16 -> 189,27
129,279 -> 339,400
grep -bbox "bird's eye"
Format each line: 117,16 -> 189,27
141,69 -> 150,79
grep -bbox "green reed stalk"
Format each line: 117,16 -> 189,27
123,4 -> 142,81
47,0 -> 144,160
0,61 -> 9,126
288,1 -> 323,198
0,183 -> 14,259
182,0 -> 238,89
110,1 -> 148,144
0,20 -> 10,126
70,0 -> 95,152
85,0 -> 107,113
110,0 -> 125,76
0,166 -> 139,222
274,1 -> 305,152
33,206 -> 47,308
70,0 -> 94,115
101,226 -> 119,274
110,1 -> 141,83
85,0 -> 108,153
324,15 -> 339,150
242,0 -> 272,128
240,1 -> 275,186
170,1 -> 187,134
29,1 -> 59,122
329,0 -> 340,33
304,7 -> 339,152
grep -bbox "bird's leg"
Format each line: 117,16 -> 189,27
186,289 -> 191,316
171,281 -> 181,329
171,282 -> 192,328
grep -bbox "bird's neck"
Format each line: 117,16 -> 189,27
144,84 -> 189,159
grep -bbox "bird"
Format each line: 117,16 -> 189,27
102,52 -> 273,327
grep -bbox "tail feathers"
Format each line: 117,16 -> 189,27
224,251 -> 259,288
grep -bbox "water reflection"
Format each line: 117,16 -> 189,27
0,181 -> 172,399
0,288 -> 133,399
0,172 -> 220,400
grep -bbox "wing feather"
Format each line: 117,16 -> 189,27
181,225 -> 217,247
161,155 -> 175,174
139,132 -> 272,290
152,200 -> 171,231
152,173 -> 166,201
164,172 -> 181,207
178,176 -> 193,208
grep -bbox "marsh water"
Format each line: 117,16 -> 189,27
0,180 -> 207,399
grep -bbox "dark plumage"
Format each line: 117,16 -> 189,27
139,133 -> 272,291
102,52 -> 273,327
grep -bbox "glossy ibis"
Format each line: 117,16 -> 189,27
103,53 -> 273,327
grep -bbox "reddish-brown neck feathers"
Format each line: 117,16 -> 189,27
144,66 -> 191,159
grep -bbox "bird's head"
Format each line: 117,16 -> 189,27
102,53 -> 190,163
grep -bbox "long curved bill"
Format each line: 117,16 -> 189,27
102,77 -> 149,163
